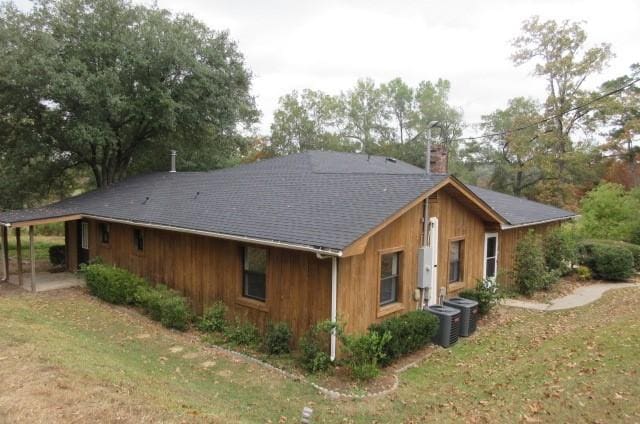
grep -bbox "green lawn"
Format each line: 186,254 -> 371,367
5,235 -> 65,261
0,283 -> 638,423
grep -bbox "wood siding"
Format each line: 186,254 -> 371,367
79,219 -> 331,340
429,190 -> 490,296
497,222 -> 559,289
338,202 -> 423,334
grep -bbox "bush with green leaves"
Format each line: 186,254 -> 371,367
135,284 -> 192,331
513,231 -> 559,295
628,224 -> 640,246
83,263 -> 146,304
343,330 -> 391,381
263,322 -> 292,355
197,301 -> 228,333
298,320 -> 339,373
225,318 -> 261,346
48,245 -> 66,266
578,183 -> 640,242
576,265 -> 592,281
459,278 -> 504,315
542,227 -> 577,275
583,239 -> 640,271
368,310 -> 438,367
578,240 -> 634,281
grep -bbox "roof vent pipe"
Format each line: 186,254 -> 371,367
170,150 -> 177,173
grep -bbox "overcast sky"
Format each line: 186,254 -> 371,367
18,0 -> 640,135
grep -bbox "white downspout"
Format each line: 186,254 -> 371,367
330,256 -> 338,361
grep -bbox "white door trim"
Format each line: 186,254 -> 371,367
483,232 -> 498,280
428,217 -> 439,305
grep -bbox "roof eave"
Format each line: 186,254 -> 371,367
500,214 -> 578,230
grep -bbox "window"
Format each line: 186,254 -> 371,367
81,222 -> 89,250
484,234 -> 498,280
449,240 -> 464,283
243,246 -> 266,301
379,252 -> 400,306
99,223 -> 110,244
133,228 -> 144,251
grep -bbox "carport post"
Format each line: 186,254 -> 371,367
29,225 -> 36,292
1,226 -> 8,282
16,227 -> 22,286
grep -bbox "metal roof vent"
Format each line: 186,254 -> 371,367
170,150 -> 177,173
385,157 -> 397,163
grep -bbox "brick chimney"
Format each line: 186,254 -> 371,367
429,144 -> 448,174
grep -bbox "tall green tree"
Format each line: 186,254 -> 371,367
0,0 -> 257,203
480,97 -> 551,196
511,16 -> 612,205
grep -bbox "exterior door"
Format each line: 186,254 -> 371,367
483,233 -> 498,280
77,221 -> 90,267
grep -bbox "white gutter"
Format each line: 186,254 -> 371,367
330,256 -> 338,361
500,215 -> 578,230
58,214 -> 343,257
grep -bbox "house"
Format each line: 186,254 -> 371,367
0,151 -> 575,358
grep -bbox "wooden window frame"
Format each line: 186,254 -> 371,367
80,221 -> 89,250
376,246 -> 405,318
236,245 -> 269,312
448,237 -> 465,290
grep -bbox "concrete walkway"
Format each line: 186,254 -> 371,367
503,282 -> 638,311
6,272 -> 85,292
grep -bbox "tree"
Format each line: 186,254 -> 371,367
578,183 -> 640,241
380,78 -> 413,144
596,64 -> 640,188
0,0 -> 258,198
511,16 -> 612,205
480,97 -> 551,196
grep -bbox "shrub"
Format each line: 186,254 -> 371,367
578,183 -> 640,241
628,224 -> 640,246
459,278 -> 504,315
343,331 -> 391,381
197,301 -> 228,333
576,265 -> 592,281
368,310 -> 438,367
585,240 -> 640,271
83,263 -> 146,304
514,231 -> 559,295
135,284 -> 192,331
543,228 -> 577,275
48,245 -> 66,266
298,320 -> 338,373
263,322 -> 292,355
578,240 -> 634,281
226,318 -> 261,346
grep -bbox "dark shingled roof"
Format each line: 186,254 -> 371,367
467,185 -> 576,226
0,151 -> 575,251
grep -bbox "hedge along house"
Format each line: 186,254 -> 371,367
0,151 -> 575,358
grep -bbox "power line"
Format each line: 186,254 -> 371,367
450,77 -> 640,143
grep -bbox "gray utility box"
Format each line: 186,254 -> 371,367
443,297 -> 479,337
426,305 -> 461,348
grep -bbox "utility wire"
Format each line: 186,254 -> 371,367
449,77 -> 640,143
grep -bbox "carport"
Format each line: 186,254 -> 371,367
1,212 -> 82,292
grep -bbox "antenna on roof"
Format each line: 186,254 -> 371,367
142,196 -> 150,205
170,150 -> 177,173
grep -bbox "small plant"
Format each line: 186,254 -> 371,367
514,231 -> 559,295
368,310 -> 438,366
543,228 -> 577,275
197,301 -> 228,333
263,322 -> 292,355
343,330 -> 391,381
48,245 -> 66,266
576,265 -> 592,281
226,318 -> 261,346
459,277 -> 504,315
83,263 -> 146,304
298,320 -> 340,373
